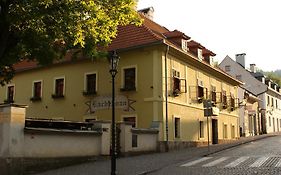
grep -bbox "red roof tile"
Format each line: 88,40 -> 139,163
13,13 -> 216,72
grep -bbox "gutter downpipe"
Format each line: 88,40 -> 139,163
164,44 -> 170,152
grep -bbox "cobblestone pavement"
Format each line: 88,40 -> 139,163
149,136 -> 281,175
32,134 -> 279,175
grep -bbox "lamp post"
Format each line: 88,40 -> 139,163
109,50 -> 120,175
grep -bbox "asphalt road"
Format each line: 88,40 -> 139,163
149,136 -> 281,175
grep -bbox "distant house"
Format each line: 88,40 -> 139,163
251,69 -> 281,133
219,54 -> 281,135
0,9 -> 242,149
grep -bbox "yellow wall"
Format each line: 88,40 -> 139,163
0,47 -> 162,129
161,49 -> 239,142
0,44 -> 240,143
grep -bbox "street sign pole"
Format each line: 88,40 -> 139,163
207,112 -> 210,152
203,100 -> 212,153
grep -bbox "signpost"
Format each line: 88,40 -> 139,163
203,100 -> 212,152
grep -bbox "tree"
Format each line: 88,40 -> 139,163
265,72 -> 281,86
0,0 -> 141,85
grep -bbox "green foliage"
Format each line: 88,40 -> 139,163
264,71 -> 281,86
0,0 -> 142,85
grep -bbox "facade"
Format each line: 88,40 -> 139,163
0,10 -> 241,148
219,55 -> 267,136
251,71 -> 281,133
220,54 -> 281,135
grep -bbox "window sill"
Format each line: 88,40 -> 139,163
51,94 -> 64,99
30,97 -> 42,102
173,89 -> 181,97
120,87 -> 136,92
4,100 -> 14,104
197,97 -> 204,103
82,91 -> 97,96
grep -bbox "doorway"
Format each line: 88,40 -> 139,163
212,119 -> 218,144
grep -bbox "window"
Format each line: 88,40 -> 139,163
276,99 -> 278,109
211,86 -> 216,103
31,81 -> 42,101
84,73 -> 97,96
231,125 -> 235,139
236,75 -> 242,81
122,67 -> 136,91
123,117 -> 136,128
5,85 -> 15,103
223,124 -> 228,139
230,94 -> 235,111
199,121 -> 204,138
174,117 -> 180,138
172,69 -> 186,96
225,65 -> 231,72
173,69 -> 180,94
198,86 -> 204,99
222,91 -> 227,109
267,95 -> 270,106
52,78 -> 65,98
272,97 -> 274,107
269,117 -> 271,127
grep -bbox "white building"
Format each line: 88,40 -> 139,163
219,54 -> 275,135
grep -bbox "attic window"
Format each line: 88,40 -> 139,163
225,65 -> 231,72
198,49 -> 203,61
181,40 -> 189,52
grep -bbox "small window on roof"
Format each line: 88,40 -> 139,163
225,65 -> 231,72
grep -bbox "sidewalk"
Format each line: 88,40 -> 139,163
34,133 -> 277,175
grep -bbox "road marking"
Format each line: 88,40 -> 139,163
275,158 -> 281,167
181,157 -> 212,167
225,157 -> 249,168
202,157 -> 229,167
250,157 -> 270,167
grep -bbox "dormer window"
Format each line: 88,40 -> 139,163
181,39 -> 189,52
198,49 -> 203,61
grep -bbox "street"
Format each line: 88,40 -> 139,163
32,135 -> 281,175
149,136 -> 281,175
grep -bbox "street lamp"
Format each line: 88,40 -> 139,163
109,50 -> 120,175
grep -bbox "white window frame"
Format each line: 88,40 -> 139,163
84,72 -> 98,92
32,80 -> 43,98
121,65 -> 137,91
53,76 -> 65,96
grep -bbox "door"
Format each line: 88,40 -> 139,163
212,119 -> 218,144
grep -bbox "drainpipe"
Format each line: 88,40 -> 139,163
164,45 -> 170,152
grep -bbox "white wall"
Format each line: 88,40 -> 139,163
132,133 -> 158,152
24,131 -> 101,157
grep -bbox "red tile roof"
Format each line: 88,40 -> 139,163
187,40 -> 204,49
203,48 -> 216,56
13,13 -> 215,72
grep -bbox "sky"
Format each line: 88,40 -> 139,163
137,0 -> 281,72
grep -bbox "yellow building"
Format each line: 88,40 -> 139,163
0,12 -> 241,148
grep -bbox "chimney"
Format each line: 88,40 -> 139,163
250,64 -> 257,73
235,53 -> 246,68
138,7 -> 154,20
